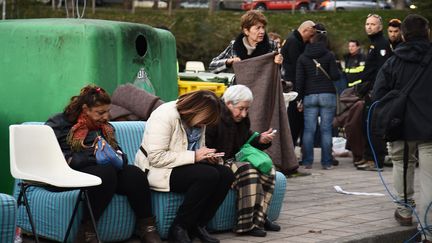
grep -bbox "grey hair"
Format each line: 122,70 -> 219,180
222,85 -> 253,105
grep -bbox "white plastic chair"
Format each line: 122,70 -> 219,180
9,124 -> 102,243
185,61 -> 205,73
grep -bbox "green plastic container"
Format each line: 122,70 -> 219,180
0,19 -> 178,193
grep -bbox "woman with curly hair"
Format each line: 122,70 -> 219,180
46,85 -> 161,243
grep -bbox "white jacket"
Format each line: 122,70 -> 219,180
135,101 -> 206,191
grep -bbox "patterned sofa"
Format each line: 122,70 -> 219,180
0,193 -> 17,243
13,121 -> 287,242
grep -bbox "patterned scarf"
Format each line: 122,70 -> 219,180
67,113 -> 118,151
185,126 -> 202,151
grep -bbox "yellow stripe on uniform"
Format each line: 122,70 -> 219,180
348,80 -> 362,87
344,66 -> 365,74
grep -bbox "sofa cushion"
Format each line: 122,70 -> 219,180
0,193 -> 17,243
13,121 -> 286,241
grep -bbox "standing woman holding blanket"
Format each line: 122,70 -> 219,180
205,85 -> 281,237
45,85 -> 161,243
135,90 -> 235,243
208,10 -> 283,73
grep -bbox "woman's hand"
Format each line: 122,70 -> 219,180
297,100 -> 304,112
274,54 -> 283,65
259,128 -> 276,144
195,147 -> 217,162
226,57 -> 241,66
207,156 -> 223,164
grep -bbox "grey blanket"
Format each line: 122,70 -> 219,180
233,53 -> 299,173
110,84 -> 163,121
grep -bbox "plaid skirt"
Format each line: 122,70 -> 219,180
227,160 -> 276,233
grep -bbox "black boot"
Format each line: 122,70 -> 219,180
242,227 -> 267,237
168,224 -> 192,243
190,226 -> 220,243
136,217 -> 162,243
264,218 -> 281,231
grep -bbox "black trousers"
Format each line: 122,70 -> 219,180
169,163 -> 235,229
288,103 -> 304,146
80,164 -> 152,222
362,98 -> 386,168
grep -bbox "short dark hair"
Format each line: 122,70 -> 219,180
401,14 -> 430,41
388,18 -> 401,28
349,40 -> 360,46
311,33 -> 328,46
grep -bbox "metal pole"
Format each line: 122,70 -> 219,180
2,0 -> 6,20
291,0 -> 295,14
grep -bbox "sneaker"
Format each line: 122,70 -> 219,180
357,161 -> 383,171
394,208 -> 413,226
303,165 -> 312,169
322,166 -> 334,170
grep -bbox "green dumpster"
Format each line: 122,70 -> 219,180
0,19 -> 178,193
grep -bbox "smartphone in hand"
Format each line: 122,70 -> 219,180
207,152 -> 225,158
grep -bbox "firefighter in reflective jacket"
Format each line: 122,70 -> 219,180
343,40 -> 366,87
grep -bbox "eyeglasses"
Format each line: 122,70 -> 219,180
367,13 -> 382,21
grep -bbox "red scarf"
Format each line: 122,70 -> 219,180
67,113 -> 118,151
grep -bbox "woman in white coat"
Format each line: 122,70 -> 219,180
135,90 -> 235,243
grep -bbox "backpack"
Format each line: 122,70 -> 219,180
372,47 -> 432,142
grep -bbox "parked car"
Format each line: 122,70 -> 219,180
319,0 -> 391,11
180,0 -> 209,8
220,0 -> 310,11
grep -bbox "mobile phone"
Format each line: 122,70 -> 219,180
212,152 -> 225,158
271,129 -> 278,134
207,152 -> 225,158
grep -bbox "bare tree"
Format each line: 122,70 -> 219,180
153,0 -> 159,9
209,0 -> 215,14
168,0 -> 173,16
393,0 -> 405,9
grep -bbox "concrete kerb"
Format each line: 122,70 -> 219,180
320,226 -> 420,243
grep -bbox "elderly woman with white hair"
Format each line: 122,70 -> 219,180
205,85 -> 280,237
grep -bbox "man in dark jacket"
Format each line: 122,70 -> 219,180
372,14 -> 432,241
387,18 -> 403,51
280,20 -> 315,155
355,13 -> 392,171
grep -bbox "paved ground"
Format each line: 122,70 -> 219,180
209,149 -> 421,243
23,149 -> 422,243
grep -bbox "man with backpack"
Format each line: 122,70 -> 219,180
372,14 -> 432,242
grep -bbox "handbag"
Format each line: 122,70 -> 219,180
94,136 -> 124,170
235,132 -> 273,174
372,48 -> 432,142
312,58 -> 342,115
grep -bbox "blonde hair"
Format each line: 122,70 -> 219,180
177,90 -> 220,127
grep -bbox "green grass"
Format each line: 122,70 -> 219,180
6,2 -> 429,70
